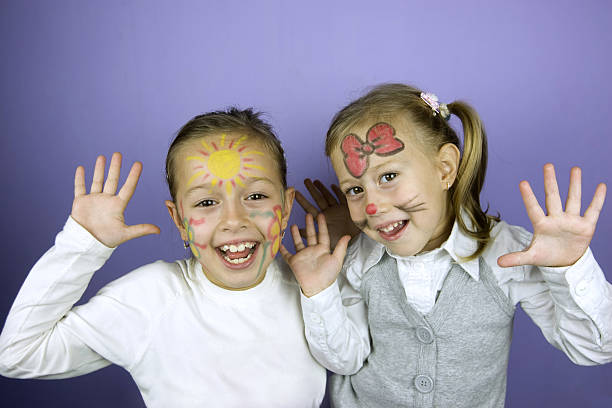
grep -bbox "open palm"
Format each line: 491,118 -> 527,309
71,153 -> 160,248
498,164 -> 606,268
280,213 -> 351,297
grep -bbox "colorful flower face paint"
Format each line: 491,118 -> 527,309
183,216 -> 207,258
170,133 -> 289,290
186,134 -> 265,195
340,122 -> 404,178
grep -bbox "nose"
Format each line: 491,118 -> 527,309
219,201 -> 249,232
365,203 -> 377,215
363,189 -> 389,216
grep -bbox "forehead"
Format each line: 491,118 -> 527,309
174,132 -> 282,188
330,118 -> 432,177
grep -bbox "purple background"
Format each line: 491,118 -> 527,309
1,1 -> 611,407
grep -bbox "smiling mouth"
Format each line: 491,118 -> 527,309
376,220 -> 408,241
215,241 -> 259,268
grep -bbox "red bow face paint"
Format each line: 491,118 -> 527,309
365,203 -> 377,215
340,122 -> 404,178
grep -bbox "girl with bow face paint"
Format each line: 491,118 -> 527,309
282,84 -> 612,407
0,108 -> 326,407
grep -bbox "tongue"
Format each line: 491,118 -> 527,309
225,248 -> 251,260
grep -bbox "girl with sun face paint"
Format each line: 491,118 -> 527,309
0,108 -> 326,407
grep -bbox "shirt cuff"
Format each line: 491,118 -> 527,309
58,217 -> 116,260
301,280 -> 346,339
539,248 -> 606,311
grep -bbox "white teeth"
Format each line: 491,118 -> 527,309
380,221 -> 404,233
220,242 -> 256,253
223,252 -> 253,264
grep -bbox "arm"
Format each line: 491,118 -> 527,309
280,214 -> 370,374
0,153 -> 159,378
498,164 -> 612,364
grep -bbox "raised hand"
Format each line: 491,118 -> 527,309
498,164 -> 606,268
296,179 -> 361,250
280,213 -> 352,297
71,152 -> 160,248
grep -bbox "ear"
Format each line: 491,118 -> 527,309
436,143 -> 460,190
165,200 -> 188,241
280,187 -> 296,231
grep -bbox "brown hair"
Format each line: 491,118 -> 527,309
326,83 -> 497,259
165,107 -> 287,201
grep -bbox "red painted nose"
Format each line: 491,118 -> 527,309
365,203 -> 377,215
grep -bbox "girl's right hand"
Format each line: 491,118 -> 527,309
280,213 -> 351,297
71,152 -> 160,248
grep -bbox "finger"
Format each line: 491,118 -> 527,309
331,235 -> 351,263
314,179 -> 338,206
543,163 -> 563,215
74,166 -> 86,197
305,178 -> 328,210
90,155 -> 106,193
117,161 -> 143,202
305,213 -> 318,246
290,224 -> 305,251
316,213 -> 330,248
564,167 -> 582,215
497,250 -> 536,268
332,184 -> 348,205
295,191 -> 319,217
122,223 -> 161,243
279,244 -> 294,263
584,183 -> 607,225
519,180 -> 545,224
103,152 -> 122,195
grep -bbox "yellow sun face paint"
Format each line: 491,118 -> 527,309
186,134 -> 264,194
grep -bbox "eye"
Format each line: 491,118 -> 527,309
246,193 -> 268,201
380,172 -> 397,184
345,186 -> 364,196
196,199 -> 217,207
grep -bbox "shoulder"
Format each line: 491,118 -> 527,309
342,233 -> 383,291
272,257 -> 301,290
481,220 -> 532,284
487,220 -> 532,254
95,259 -> 193,310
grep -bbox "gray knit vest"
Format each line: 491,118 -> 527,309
331,254 -> 515,408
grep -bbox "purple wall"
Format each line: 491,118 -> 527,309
1,1 -> 611,406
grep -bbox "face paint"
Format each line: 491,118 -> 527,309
250,204 -> 284,277
340,122 -> 404,178
183,216 -> 208,258
365,203 -> 377,215
185,134 -> 265,194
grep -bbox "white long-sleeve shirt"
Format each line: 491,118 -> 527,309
301,219 -> 612,375
0,217 -> 326,407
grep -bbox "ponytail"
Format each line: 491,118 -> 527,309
447,101 -> 496,259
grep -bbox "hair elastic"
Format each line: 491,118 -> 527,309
420,92 -> 450,120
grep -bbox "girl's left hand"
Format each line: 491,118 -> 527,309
498,163 -> 606,268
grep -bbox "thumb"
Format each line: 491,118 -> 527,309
497,250 -> 535,268
122,223 -> 161,243
279,244 -> 293,263
332,235 -> 351,263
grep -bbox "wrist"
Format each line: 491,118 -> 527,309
301,279 -> 337,298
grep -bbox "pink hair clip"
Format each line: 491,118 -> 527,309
420,92 -> 450,120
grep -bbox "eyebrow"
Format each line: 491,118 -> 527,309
338,159 -> 398,186
184,176 -> 277,195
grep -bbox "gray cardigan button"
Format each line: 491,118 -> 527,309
416,326 -> 434,344
414,374 -> 434,393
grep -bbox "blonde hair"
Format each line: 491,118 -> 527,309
326,83 -> 498,259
